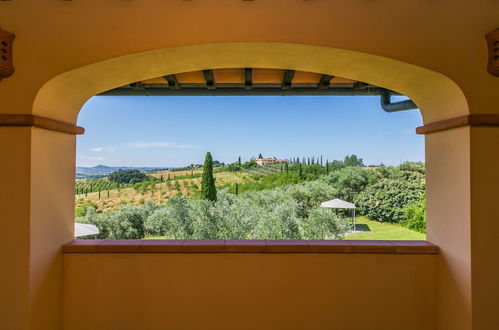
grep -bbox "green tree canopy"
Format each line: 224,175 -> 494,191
201,152 -> 217,201
108,169 -> 147,184
343,154 -> 364,167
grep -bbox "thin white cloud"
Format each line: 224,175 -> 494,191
90,147 -> 103,152
77,156 -> 106,161
126,142 -> 197,149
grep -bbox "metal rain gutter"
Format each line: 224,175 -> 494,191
380,89 -> 418,112
98,87 -> 399,97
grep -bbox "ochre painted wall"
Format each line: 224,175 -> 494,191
0,0 -> 498,121
0,1 -> 498,330
63,253 -> 437,330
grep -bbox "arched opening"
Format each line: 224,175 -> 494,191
33,43 -> 468,124
75,67 -> 426,240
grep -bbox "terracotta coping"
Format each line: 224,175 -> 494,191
62,240 -> 438,254
416,114 -> 499,135
0,114 -> 84,135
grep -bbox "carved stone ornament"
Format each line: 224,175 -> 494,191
486,28 -> 499,77
0,28 -> 15,80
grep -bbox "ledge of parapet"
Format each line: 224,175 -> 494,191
62,239 -> 438,254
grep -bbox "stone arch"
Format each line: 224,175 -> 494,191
32,42 -> 468,124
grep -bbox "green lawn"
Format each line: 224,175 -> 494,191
345,216 -> 426,240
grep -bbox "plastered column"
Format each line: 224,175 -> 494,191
28,128 -> 75,330
0,124 -> 75,330
427,124 -> 499,330
426,127 -> 472,330
0,126 -> 31,330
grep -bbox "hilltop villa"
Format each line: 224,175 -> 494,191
256,158 -> 288,166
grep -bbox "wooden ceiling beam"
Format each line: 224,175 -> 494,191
202,69 -> 215,89
353,81 -> 369,89
163,74 -> 179,89
129,81 -> 145,90
244,68 -> 253,89
318,74 -> 334,89
282,69 -> 295,89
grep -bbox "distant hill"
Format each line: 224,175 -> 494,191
76,165 -> 172,179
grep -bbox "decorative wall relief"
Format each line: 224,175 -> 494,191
0,28 -> 15,81
486,28 -> 499,77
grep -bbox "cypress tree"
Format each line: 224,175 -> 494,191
160,174 -> 163,182
285,162 -> 289,175
238,156 -> 241,165
299,163 -> 303,179
201,152 -> 217,201
235,183 -> 239,195
258,153 -> 263,159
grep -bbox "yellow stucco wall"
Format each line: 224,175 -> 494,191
0,1 -> 498,330
63,253 -> 437,330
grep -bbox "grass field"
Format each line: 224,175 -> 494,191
345,216 -> 425,240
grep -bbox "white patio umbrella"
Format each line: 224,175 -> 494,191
75,223 -> 99,238
320,198 -> 357,230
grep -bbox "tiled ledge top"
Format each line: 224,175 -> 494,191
62,240 -> 438,254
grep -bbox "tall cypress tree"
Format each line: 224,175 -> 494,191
258,153 -> 263,159
201,152 -> 217,201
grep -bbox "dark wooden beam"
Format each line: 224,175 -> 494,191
318,74 -> 334,89
129,81 -> 145,90
163,74 -> 179,89
203,69 -> 215,89
353,81 -> 368,89
282,69 -> 295,89
244,68 -> 253,89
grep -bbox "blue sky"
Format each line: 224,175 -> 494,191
76,96 -> 424,167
